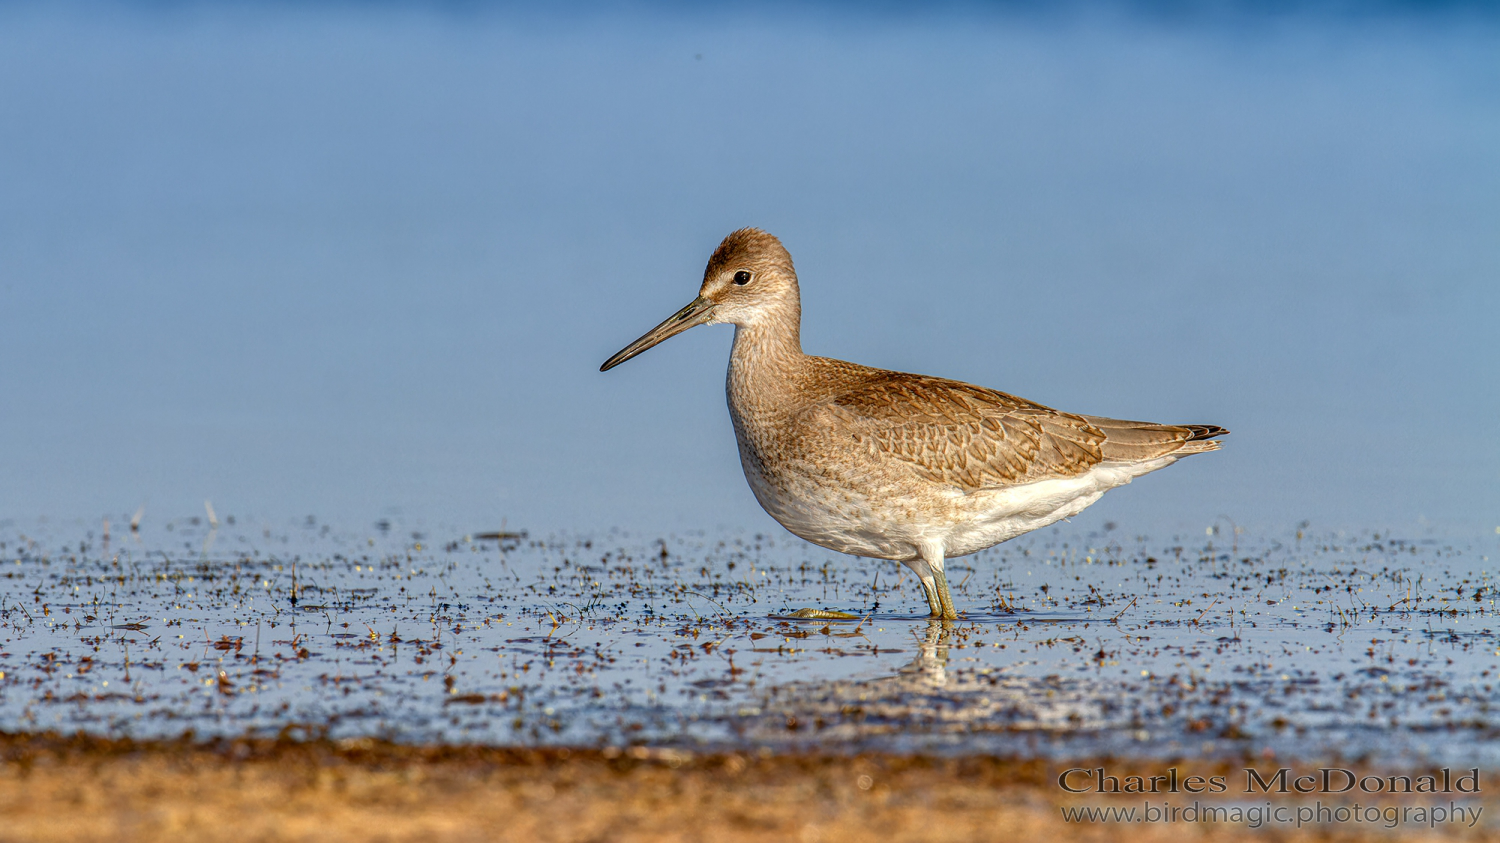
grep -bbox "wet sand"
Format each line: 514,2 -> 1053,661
0,734 -> 1491,842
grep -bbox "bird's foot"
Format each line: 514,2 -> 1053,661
781,608 -> 860,620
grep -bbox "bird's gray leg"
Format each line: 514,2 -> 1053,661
901,557 -> 943,617
932,571 -> 957,620
920,542 -> 958,620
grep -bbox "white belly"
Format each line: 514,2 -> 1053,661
743,456 -> 1179,562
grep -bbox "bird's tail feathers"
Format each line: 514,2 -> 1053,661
1082,416 -> 1229,462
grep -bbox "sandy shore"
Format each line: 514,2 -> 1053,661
0,734 -> 1491,842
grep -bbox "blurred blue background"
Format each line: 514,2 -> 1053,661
1,2 -> 1496,538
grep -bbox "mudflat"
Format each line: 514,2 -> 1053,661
0,735 -> 1491,842
4,524 -> 1497,841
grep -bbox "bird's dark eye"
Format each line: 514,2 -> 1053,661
733,270 -> 752,285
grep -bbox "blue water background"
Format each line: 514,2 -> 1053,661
1,2 -> 1496,539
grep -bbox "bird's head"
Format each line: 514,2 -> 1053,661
600,228 -> 800,372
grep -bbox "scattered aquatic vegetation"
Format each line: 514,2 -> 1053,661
0,516 -> 1495,765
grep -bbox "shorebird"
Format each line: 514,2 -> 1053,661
601,229 -> 1226,620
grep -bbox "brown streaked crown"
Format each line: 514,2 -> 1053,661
704,228 -> 795,284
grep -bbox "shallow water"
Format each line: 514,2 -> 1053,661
0,517 -> 1496,765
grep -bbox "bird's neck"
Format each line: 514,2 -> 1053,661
727,305 -> 805,417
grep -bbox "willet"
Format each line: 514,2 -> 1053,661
602,229 -> 1227,619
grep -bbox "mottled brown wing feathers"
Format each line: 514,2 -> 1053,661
819,372 -> 1228,491
827,373 -> 1107,490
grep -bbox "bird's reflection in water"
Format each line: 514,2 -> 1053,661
897,620 -> 955,688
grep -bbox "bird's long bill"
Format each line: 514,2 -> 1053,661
599,295 -> 717,372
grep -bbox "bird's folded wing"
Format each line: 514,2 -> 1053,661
822,373 -> 1107,491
